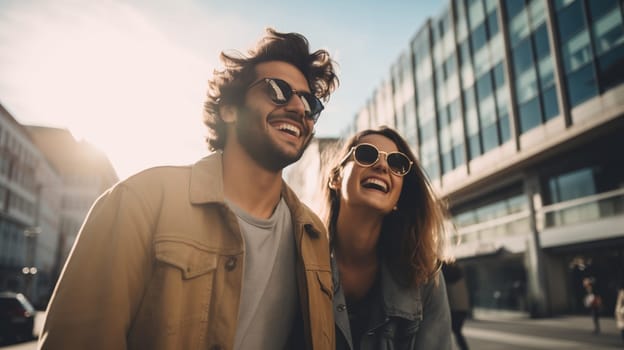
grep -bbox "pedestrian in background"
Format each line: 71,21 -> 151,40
321,126 -> 452,349
615,285 -> 624,342
443,261 -> 471,350
39,28 -> 339,350
582,277 -> 602,334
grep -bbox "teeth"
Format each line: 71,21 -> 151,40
362,178 -> 388,192
274,123 -> 301,137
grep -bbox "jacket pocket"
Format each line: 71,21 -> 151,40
131,238 -> 218,348
316,270 -> 333,300
307,268 -> 334,349
154,238 -> 218,278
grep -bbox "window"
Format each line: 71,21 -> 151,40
493,62 -> 506,88
513,38 -> 534,73
487,10 -> 500,37
477,72 -> 493,98
534,24 -> 551,59
562,30 -> 593,72
509,9 -> 530,46
504,0 -> 525,21
591,9 -> 624,55
588,0 -> 619,19
598,44 -> 624,89
518,96 -> 543,132
538,56 -> 555,88
469,0 -> 486,28
566,63 -> 599,106
515,68 -> 539,103
557,0 -> 586,43
471,22 -> 488,51
542,86 -> 560,120
548,168 -> 596,202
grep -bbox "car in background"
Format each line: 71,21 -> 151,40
0,292 -> 35,344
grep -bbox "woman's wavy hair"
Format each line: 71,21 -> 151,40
203,28 -> 339,151
321,126 -> 449,287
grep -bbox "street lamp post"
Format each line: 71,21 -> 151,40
23,226 -> 40,301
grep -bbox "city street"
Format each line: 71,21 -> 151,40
463,316 -> 622,349
2,313 -> 623,349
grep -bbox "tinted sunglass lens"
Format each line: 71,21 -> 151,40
267,79 -> 292,104
354,144 -> 378,165
266,78 -> 323,122
388,153 -> 410,175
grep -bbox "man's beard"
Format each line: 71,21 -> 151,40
235,107 -> 314,172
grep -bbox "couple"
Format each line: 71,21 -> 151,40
39,29 -> 451,349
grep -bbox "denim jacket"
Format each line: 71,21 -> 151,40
332,255 -> 452,350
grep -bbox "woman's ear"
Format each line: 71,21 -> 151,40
219,105 -> 238,123
328,172 -> 341,190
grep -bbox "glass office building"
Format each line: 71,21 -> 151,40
351,0 -> 624,316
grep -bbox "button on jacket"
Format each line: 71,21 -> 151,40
40,153 -> 334,350
332,256 -> 452,350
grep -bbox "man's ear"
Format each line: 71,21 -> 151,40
219,105 -> 238,123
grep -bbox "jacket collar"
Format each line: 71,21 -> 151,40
189,153 -> 226,204
380,261 -> 422,321
188,152 -> 323,237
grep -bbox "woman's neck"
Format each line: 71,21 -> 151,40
333,205 -> 384,301
334,205 -> 383,264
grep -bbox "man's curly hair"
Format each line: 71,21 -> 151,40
203,28 -> 339,151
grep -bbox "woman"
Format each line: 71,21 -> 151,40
442,262 -> 471,350
615,285 -> 624,342
321,126 -> 452,349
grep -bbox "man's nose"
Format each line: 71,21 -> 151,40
284,94 -> 308,118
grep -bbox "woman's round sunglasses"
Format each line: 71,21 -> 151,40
247,77 -> 324,123
341,143 -> 413,176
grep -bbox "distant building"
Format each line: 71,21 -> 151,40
26,126 -> 118,284
293,0 -> 624,317
284,137 -> 340,215
0,104 -> 63,304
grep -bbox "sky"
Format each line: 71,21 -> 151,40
0,0 -> 440,179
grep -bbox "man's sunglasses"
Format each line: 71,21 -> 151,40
247,77 -> 324,123
341,143 -> 413,176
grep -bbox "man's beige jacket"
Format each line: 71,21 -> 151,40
39,153 -> 334,349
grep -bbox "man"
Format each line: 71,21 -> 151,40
40,28 -> 339,350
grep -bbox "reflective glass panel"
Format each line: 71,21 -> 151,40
597,42 -> 624,89
542,86 -> 560,121
509,9 -> 530,46
472,22 -> 488,51
469,0 -> 486,28
505,0 -> 526,20
518,96 -> 542,132
566,63 -> 598,106
591,7 -> 624,55
534,24 -> 551,59
557,0 -> 586,43
538,56 -> 555,89
561,30 -> 593,72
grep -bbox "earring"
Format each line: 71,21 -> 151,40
392,206 -> 398,211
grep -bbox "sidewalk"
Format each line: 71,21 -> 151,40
465,314 -> 622,349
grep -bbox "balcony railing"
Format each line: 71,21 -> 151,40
451,188 -> 624,247
452,210 -> 531,245
537,187 -> 624,229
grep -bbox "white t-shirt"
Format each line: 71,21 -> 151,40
226,198 -> 298,350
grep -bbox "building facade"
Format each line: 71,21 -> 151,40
298,0 -> 624,318
397,0 -> 622,317
0,104 -> 119,307
0,105 -> 63,305
26,126 -> 119,290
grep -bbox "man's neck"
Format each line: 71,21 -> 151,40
221,147 -> 283,219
